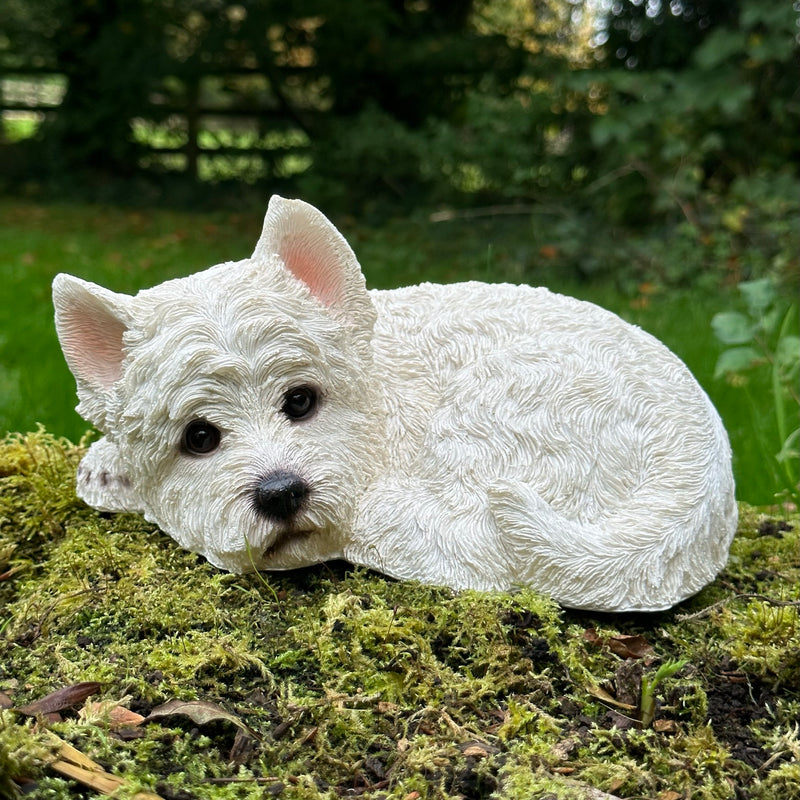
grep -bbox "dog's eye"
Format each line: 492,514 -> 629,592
282,386 -> 318,421
182,420 -> 221,455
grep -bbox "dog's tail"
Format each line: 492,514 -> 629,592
489,476 -> 737,612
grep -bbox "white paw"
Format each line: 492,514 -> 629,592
76,438 -> 141,513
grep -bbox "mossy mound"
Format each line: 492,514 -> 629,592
1,431 -> 798,800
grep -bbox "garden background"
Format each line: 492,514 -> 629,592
0,3 -> 799,798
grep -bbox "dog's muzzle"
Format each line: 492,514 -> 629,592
253,470 -> 308,522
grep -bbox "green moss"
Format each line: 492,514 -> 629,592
754,761 -> 800,800
1,431 -> 798,799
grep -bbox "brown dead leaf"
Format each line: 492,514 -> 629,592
462,744 -> 490,758
15,682 -> 102,716
585,683 -> 637,711
657,791 -> 683,800
607,634 -> 653,659
459,740 -> 498,759
583,628 -> 603,646
83,700 -> 146,729
109,705 -> 146,727
539,244 -> 559,259
583,628 -> 653,659
0,691 -> 12,709
653,719 -> 678,734
146,699 -> 259,739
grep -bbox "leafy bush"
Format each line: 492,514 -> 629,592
582,0 -> 798,224
297,104 -> 432,214
713,279 -> 800,504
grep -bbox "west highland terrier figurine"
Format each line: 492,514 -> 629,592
53,196 -> 737,612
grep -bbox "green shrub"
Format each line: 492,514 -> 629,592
712,278 -> 800,505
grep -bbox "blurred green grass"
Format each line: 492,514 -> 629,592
0,199 -> 782,504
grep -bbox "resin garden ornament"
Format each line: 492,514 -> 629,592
52,196 -> 737,612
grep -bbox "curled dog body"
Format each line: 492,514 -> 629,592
53,196 -> 737,612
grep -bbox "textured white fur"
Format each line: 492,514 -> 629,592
52,196 -> 737,612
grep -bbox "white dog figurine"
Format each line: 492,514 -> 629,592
53,196 -> 737,612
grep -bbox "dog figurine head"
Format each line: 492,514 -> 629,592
53,197 -> 385,572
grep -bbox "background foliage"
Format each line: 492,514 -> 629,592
2,0 -> 797,215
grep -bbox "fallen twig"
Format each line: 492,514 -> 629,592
677,589 -> 800,622
47,734 -> 164,800
429,204 -> 538,222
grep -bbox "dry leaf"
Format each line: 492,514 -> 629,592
606,634 -> 653,659
583,628 -> 603,646
583,628 -> 653,659
462,745 -> 490,758
15,682 -> 102,716
653,719 -> 678,734
0,691 -> 13,709
146,699 -> 258,738
585,684 -> 637,711
83,700 -> 146,729
459,740 -> 497,758
109,705 -> 146,727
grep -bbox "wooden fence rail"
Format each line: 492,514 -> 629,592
0,68 -> 313,181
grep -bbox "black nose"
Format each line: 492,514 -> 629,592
253,471 -> 308,521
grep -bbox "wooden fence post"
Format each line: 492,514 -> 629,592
185,77 -> 199,180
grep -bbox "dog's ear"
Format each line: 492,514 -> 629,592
52,274 -> 133,429
253,196 -> 377,334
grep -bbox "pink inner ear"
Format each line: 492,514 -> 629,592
278,230 -> 346,310
60,298 -> 128,390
